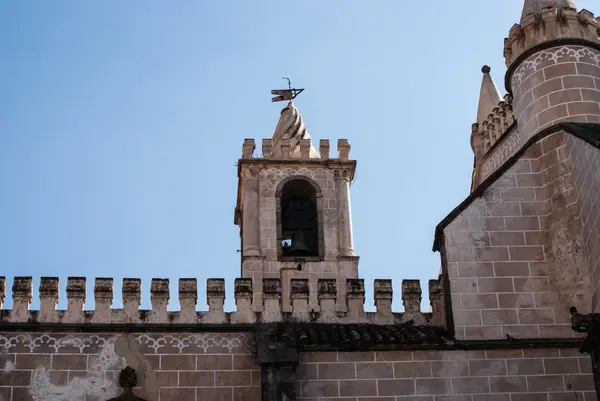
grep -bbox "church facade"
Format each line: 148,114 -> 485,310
2,1 -> 600,400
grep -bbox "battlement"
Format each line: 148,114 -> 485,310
241,138 -> 352,161
0,276 -> 444,326
471,94 -> 516,162
504,7 -> 599,67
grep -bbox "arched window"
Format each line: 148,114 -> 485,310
279,179 -> 319,258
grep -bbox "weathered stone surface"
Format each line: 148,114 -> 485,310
0,332 -> 257,401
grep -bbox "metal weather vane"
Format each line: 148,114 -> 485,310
271,77 -> 304,102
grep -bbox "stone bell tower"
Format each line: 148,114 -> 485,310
234,91 -> 359,313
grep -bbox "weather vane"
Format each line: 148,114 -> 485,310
271,77 -> 304,102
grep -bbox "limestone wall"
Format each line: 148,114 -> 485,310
510,45 -> 600,144
442,131 -> 598,340
297,349 -> 594,400
0,331 -> 258,401
565,134 -> 600,311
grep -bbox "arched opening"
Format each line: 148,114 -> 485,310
279,179 -> 320,258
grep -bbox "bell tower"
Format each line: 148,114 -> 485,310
234,87 -> 358,313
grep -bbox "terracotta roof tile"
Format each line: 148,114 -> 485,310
264,322 -> 451,349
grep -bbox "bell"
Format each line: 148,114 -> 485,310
288,230 -> 311,255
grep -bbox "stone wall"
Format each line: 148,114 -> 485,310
442,131 -> 598,340
566,134 -> 600,311
510,45 -> 600,145
0,332 -> 258,401
297,349 -> 594,401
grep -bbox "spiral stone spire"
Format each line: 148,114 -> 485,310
270,102 -> 319,159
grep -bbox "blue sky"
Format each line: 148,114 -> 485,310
1,1 -> 596,312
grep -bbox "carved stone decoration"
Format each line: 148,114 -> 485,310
106,366 -> 148,401
241,164 -> 263,181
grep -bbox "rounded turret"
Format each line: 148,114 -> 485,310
505,1 -> 600,141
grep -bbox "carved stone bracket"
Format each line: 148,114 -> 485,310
106,366 -> 148,401
241,164 -> 264,181
255,324 -> 299,401
332,167 -> 352,182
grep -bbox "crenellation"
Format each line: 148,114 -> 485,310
346,278 -> 365,321
262,278 -> 282,322
232,277 -> 253,323
505,7 -> 599,67
206,278 -> 226,323
262,138 -> 273,159
39,277 -> 59,322
0,276 -> 438,325
337,139 -> 351,160
11,276 -> 32,322
401,279 -> 421,313
402,279 -> 426,325
122,278 -> 141,321
290,278 -> 309,314
93,277 -> 113,322
317,279 -> 336,319
65,276 -> 86,322
0,276 -> 5,309
177,278 -> 197,323
428,277 -> 445,326
319,139 -> 330,159
239,137 -> 352,162
300,138 -> 311,160
242,138 -> 255,159
150,278 -> 169,323
373,279 -> 393,319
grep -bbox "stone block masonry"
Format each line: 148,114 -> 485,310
442,128 -> 600,341
564,133 -> 600,311
510,45 -> 600,143
0,332 -> 258,401
297,349 -> 594,401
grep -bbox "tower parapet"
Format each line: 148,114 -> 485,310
505,7 -> 599,68
0,276 -> 444,326
487,1 -> 600,180
241,137 -> 352,162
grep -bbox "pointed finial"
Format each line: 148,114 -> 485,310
476,65 -> 502,125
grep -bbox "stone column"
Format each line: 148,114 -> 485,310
242,165 -> 262,256
335,169 -> 355,256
